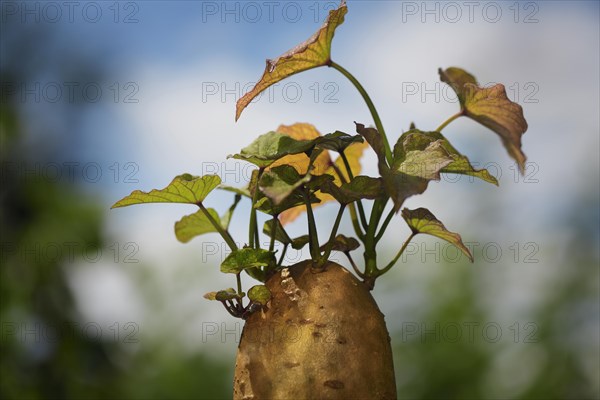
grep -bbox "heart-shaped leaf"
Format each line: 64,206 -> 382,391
267,123 -> 333,176
263,218 -> 292,245
394,129 -> 498,185
220,248 -> 276,274
259,165 -> 311,205
396,140 -> 453,181
319,234 -> 360,253
381,170 -> 429,213
247,285 -> 271,305
230,131 -> 315,168
310,174 -> 384,204
174,208 -> 221,243
439,67 -> 528,173
383,133 -> 454,211
279,138 -> 368,225
314,131 -> 364,153
235,0 -> 347,120
402,207 -> 473,262
255,189 -> 320,216
112,174 -> 221,208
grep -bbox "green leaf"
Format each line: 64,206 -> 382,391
402,207 -> 473,262
255,190 -> 320,216
204,288 -> 242,301
314,131 -> 364,153
112,174 -> 221,208
319,234 -> 360,253
291,235 -> 310,250
355,122 -> 388,168
383,134 -> 453,212
263,218 -> 292,245
230,131 -> 315,168
267,123 -> 333,176
438,67 -> 478,105
279,139 -> 368,226
236,0 -> 348,120
394,129 -> 497,185
218,185 -> 251,198
247,285 -> 271,305
220,248 -> 276,274
309,174 -> 384,205
381,170 -> 429,212
342,176 -> 385,200
396,140 -> 453,181
439,67 -> 528,173
174,208 -> 220,243
259,165 -> 311,205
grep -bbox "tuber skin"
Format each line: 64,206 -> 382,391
234,260 -> 396,400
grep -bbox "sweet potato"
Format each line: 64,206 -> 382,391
233,260 -> 396,399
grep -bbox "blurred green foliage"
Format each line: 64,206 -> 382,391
391,219 -> 599,399
0,82 -> 232,400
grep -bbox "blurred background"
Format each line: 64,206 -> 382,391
1,1 -> 598,399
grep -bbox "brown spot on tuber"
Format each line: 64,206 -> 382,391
324,380 -> 345,389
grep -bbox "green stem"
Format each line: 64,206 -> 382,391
249,168 -> 264,249
348,204 -> 365,240
236,273 -> 243,297
436,111 -> 464,132
319,204 -> 346,265
340,151 -> 368,230
198,202 -> 238,251
331,162 -> 365,240
375,207 -> 395,243
277,244 -> 288,267
303,188 -> 320,260
345,251 -> 364,278
329,60 -> 393,165
378,233 -> 416,276
340,151 -> 355,180
363,198 -> 386,277
269,215 -> 277,252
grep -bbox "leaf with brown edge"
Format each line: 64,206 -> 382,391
402,207 -> 473,262
439,67 -> 528,173
383,135 -> 454,212
235,0 -> 347,121
381,169 -> 429,213
278,140 -> 368,225
259,165 -> 311,205
267,123 -> 332,175
111,174 -> 221,208
309,174 -> 384,204
230,131 -> 315,168
395,140 -> 453,181
355,122 -> 388,169
204,288 -> 240,301
394,129 -> 498,185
